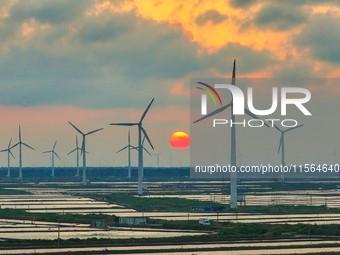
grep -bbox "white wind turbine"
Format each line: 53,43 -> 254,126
0,138 -> 15,177
133,136 -> 152,177
267,119 -> 303,182
11,126 -> 35,179
110,98 -> 155,195
194,60 -> 267,208
68,122 -> 104,185
152,150 -> 163,168
43,141 -> 60,177
67,136 -> 88,177
116,131 -> 135,178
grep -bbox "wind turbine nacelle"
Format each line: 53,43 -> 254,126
202,86 -> 312,116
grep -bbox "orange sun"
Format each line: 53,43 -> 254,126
170,131 -> 190,150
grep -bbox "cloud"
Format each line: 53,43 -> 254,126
294,13 -> 340,64
195,9 -> 227,26
229,0 -> 258,8
0,1 -> 277,109
254,3 -> 308,31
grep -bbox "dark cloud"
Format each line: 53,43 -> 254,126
195,9 -> 227,26
294,14 -> 340,64
203,43 -> 276,74
0,2 -> 276,109
254,4 -> 308,31
9,0 -> 90,24
229,0 -> 258,8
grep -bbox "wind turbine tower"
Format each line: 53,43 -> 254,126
194,60 -> 267,208
116,131 -> 136,178
110,98 -> 155,195
68,122 -> 104,185
0,138 -> 15,177
67,136 -> 86,177
11,126 -> 35,179
43,141 -> 60,177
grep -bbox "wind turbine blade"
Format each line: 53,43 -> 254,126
128,130 -> 130,144
244,108 -> 269,127
8,138 -> 12,148
80,140 -> 85,155
53,141 -> 57,150
22,143 -> 35,150
0,149 -> 8,152
86,128 -> 104,135
85,150 -> 89,154
54,152 -> 61,159
68,122 -> 84,135
116,146 -> 128,153
285,124 -> 304,133
193,102 -> 232,124
43,151 -> 52,153
131,146 -> 139,151
110,123 -> 137,126
19,126 -> 21,142
140,98 -> 155,123
9,150 -> 15,159
9,143 -> 19,149
67,148 -> 77,155
143,147 -> 152,156
141,127 -> 154,150
278,135 -> 283,154
76,136 -> 78,147
142,136 -> 146,146
266,118 -> 282,132
159,150 -> 164,155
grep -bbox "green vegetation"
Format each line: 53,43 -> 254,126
0,209 -> 116,224
0,187 -> 31,195
86,193 -> 226,211
230,205 -> 340,214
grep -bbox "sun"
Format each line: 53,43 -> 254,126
170,131 -> 190,150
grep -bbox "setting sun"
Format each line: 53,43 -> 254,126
170,131 -> 190,150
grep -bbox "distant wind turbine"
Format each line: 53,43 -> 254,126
194,60 -> 268,208
110,98 -> 155,195
168,153 -> 174,167
0,138 -> 15,177
267,119 -> 303,182
116,131 -> 136,178
68,122 -> 104,185
67,136 -> 88,177
43,141 -> 60,177
152,150 -> 163,168
11,126 -> 35,179
329,147 -> 338,165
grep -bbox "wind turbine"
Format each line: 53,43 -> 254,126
133,136 -> 152,177
330,147 -> 338,165
67,136 -> 88,177
267,119 -> 303,182
168,153 -> 174,167
194,60 -> 267,208
116,131 -> 136,178
110,98 -> 155,195
11,126 -> 35,179
42,141 -> 60,177
68,122 -> 104,185
0,138 -> 15,177
152,150 -> 163,168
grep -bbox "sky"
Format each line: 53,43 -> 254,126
0,0 -> 340,168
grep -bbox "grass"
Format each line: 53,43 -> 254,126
0,209 -> 116,225
0,187 -> 31,195
86,193 -> 226,211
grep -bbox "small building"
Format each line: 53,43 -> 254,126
116,217 -> 146,225
91,220 -> 107,228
